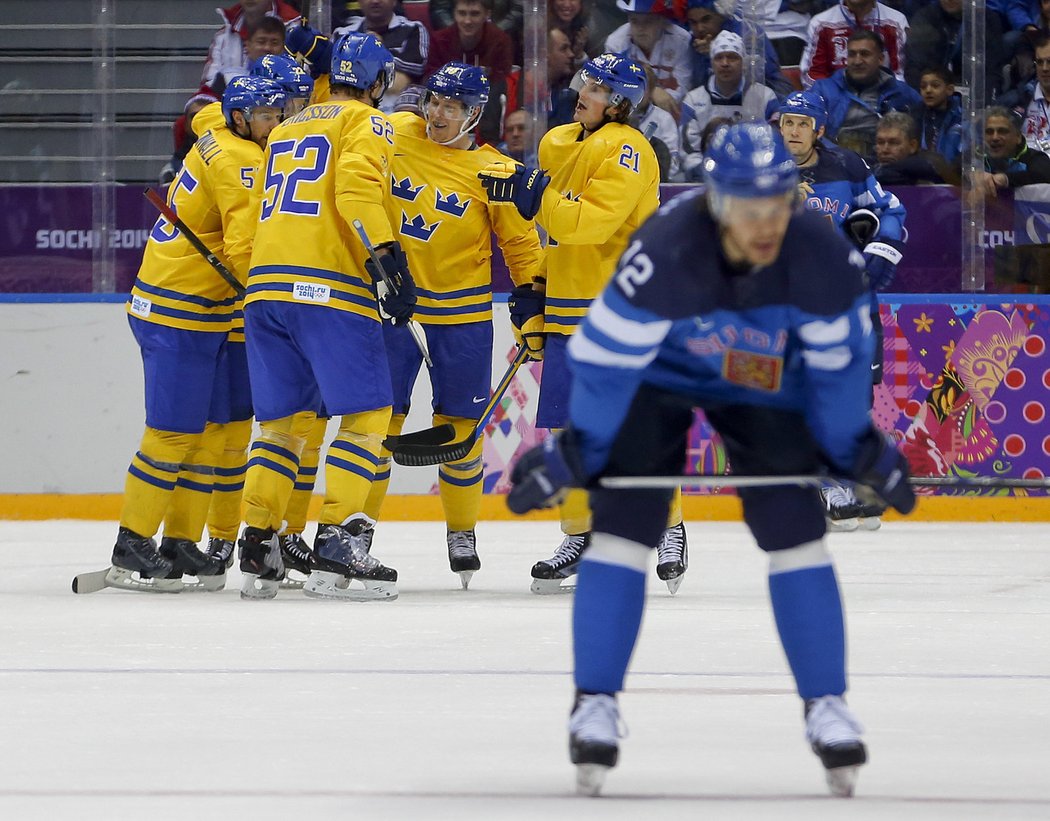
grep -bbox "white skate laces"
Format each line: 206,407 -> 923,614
805,694 -> 863,748
447,531 -> 477,561
569,693 -> 627,744
656,523 -> 686,565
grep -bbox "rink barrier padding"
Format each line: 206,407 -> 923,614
1,493 -> 1047,522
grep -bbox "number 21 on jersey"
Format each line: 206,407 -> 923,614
260,135 -> 332,220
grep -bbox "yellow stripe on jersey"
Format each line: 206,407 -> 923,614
386,113 -> 542,325
246,99 -> 395,318
130,102 -> 261,333
536,121 -> 659,332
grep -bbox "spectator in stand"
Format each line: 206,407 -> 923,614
335,0 -> 430,111
1002,34 -> 1050,154
201,0 -> 301,90
430,0 -> 524,41
763,1 -> 825,69
800,0 -> 909,88
551,0 -> 591,70
810,29 -> 921,163
605,0 -> 691,119
505,27 -> 578,130
685,0 -> 795,98
630,62 -> 682,181
499,107 -> 528,161
208,16 -> 289,98
916,66 -> 962,163
905,0 -> 1006,100
873,111 -> 958,185
680,30 -> 779,180
976,106 -> 1050,197
424,0 -> 514,82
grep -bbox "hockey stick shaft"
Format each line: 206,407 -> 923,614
144,188 -> 245,296
598,475 -> 1050,490
389,344 -> 531,466
351,219 -> 433,368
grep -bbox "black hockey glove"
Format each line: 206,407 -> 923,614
478,161 -> 550,221
365,243 -> 417,327
851,428 -> 915,515
508,283 -> 546,361
507,428 -> 588,514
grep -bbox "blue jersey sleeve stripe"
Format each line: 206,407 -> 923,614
589,292 -> 673,347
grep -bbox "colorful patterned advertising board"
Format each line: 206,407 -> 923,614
474,300 -> 1050,499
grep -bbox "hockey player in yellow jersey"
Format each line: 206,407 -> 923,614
357,62 -> 543,589
100,76 -> 286,593
238,32 -> 418,602
479,53 -> 688,595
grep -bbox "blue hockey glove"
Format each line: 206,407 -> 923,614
508,283 -> 546,361
863,239 -> 903,290
285,24 -> 331,77
507,429 -> 588,515
478,162 -> 550,221
365,243 -> 417,327
851,428 -> 915,515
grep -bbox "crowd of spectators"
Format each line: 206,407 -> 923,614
164,0 -> 1050,191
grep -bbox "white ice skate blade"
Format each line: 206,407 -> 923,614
825,764 -> 860,797
664,575 -> 684,595
240,573 -> 281,600
826,517 -> 859,533
279,570 -> 309,590
456,570 -> 475,590
530,577 -> 576,595
858,517 -> 882,531
575,763 -> 609,796
302,570 -> 398,602
178,574 -> 226,593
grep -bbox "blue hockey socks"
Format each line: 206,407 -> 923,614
572,534 -> 648,694
768,540 -> 847,700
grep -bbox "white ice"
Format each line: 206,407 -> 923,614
0,520 -> 1048,820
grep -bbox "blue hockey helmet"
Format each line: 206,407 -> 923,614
425,62 -> 491,108
702,123 -> 799,215
571,53 -> 648,113
330,31 -> 395,99
221,75 -> 287,127
779,90 -> 828,133
250,53 -> 314,100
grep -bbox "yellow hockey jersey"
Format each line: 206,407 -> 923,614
245,98 -> 395,321
129,101 -> 260,333
536,121 -> 659,335
386,112 -> 543,325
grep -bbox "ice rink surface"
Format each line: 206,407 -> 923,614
0,519 -> 1048,821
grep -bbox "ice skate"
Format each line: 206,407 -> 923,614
278,533 -> 315,589
569,692 -> 623,796
822,484 -> 861,532
156,537 -> 227,592
304,516 -> 398,602
447,529 -> 480,589
85,527 -> 176,593
805,695 -> 867,797
530,532 -> 590,594
206,537 -> 235,569
856,502 -> 883,531
655,522 -> 688,594
238,526 -> 284,600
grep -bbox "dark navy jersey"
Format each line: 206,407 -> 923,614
798,143 -> 906,242
567,189 -> 876,477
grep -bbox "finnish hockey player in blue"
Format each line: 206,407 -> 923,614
505,124 -> 916,798
780,89 -> 906,530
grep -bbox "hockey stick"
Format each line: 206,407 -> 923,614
143,188 -> 245,296
598,474 -> 1050,490
351,219 -> 433,368
385,344 -> 532,466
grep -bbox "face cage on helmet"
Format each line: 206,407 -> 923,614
421,90 -> 483,146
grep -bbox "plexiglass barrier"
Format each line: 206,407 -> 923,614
2,0 -> 1048,295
